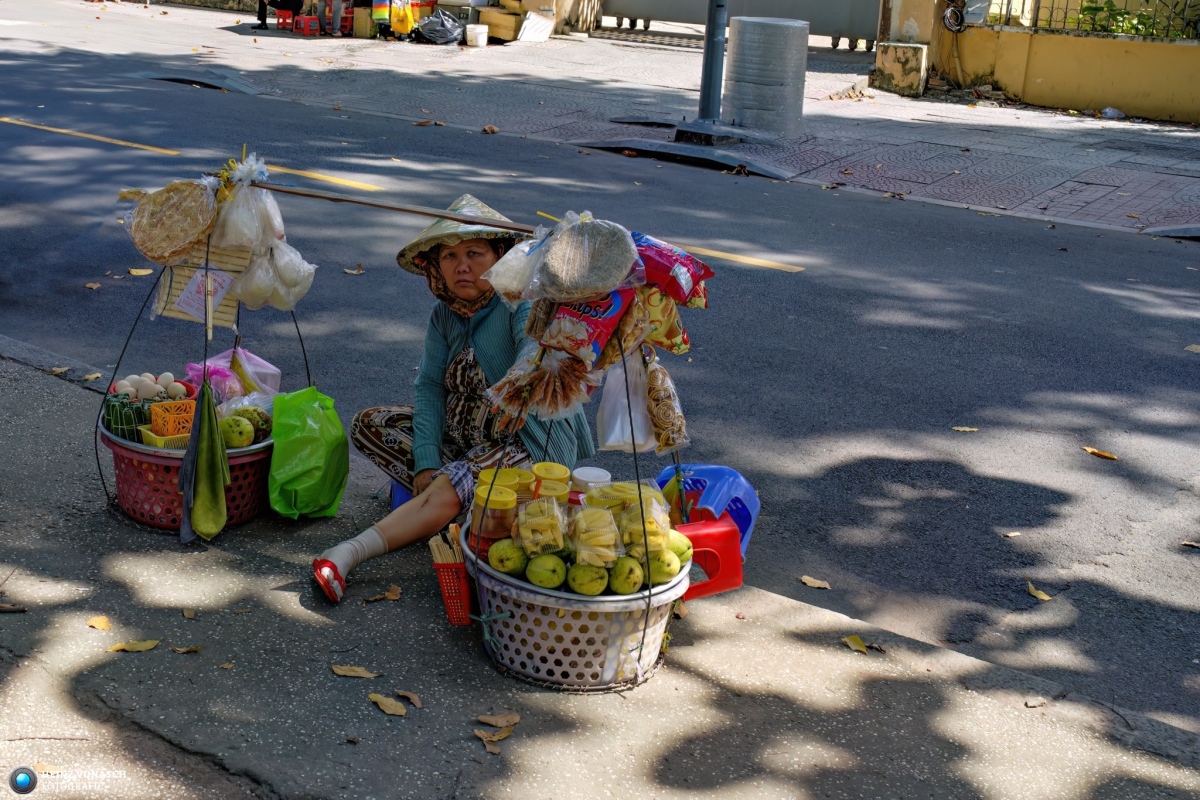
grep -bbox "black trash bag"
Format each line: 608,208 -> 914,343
415,8 -> 463,44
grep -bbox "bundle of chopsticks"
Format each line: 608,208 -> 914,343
429,523 -> 464,564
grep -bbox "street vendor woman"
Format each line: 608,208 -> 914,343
313,196 -> 595,602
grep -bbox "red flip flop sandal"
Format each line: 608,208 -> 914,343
312,558 -> 345,603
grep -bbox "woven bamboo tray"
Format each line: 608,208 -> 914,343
153,242 -> 252,328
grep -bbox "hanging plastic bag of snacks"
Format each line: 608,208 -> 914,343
526,212 -> 641,302
481,227 -> 549,307
631,232 -> 714,305
644,345 -> 689,455
594,353 -> 655,453
539,288 -> 634,368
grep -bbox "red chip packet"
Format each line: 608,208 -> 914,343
632,232 -> 715,305
539,288 -> 635,367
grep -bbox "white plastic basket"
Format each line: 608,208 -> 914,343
461,527 -> 689,691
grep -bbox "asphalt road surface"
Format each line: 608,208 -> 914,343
2,45 -> 1199,734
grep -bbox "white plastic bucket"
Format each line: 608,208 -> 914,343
465,23 -> 488,46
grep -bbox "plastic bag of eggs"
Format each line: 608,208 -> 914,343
113,372 -> 188,402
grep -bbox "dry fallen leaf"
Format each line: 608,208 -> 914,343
219,662 -> 234,669
0,604 -> 28,613
108,639 -> 160,652
434,121 -> 446,126
839,168 -> 854,175
129,268 -> 153,276
365,585 -> 402,603
1082,446 -> 1118,461
1025,577 -> 1053,601
842,635 -> 868,654
478,712 -> 519,728
952,426 -> 979,432
33,762 -> 62,776
1180,541 -> 1199,549
413,119 -> 433,126
474,726 -> 513,754
332,104 -> 342,110
46,367 -> 69,375
234,608 -> 252,614
800,575 -> 830,589
673,600 -> 688,619
395,690 -> 422,708
1184,345 -> 1200,354
343,263 -> 365,275
369,692 -> 407,716
83,372 -> 102,381
182,609 -> 196,619
332,664 -> 381,678
87,615 -> 111,630
1002,531 -> 1021,538
734,612 -> 747,620
1126,213 -> 1140,218
866,642 -> 887,653
85,282 -> 101,290
482,125 -> 499,134
346,736 -> 359,744
171,646 -> 203,654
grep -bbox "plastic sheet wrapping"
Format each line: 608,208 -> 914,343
617,493 -> 671,553
211,184 -> 284,252
265,241 -> 317,311
415,7 -> 463,43
594,354 -> 655,453
228,253 -> 275,310
644,346 -> 689,455
184,362 -> 243,405
527,212 -> 641,302
129,179 -> 218,265
481,226 -> 549,307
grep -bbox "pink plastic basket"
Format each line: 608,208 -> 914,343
100,435 -> 271,531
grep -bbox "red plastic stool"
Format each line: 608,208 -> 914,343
678,513 -> 743,601
293,15 -> 320,35
340,11 -> 354,33
275,9 -> 294,29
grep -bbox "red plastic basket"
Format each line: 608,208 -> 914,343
433,562 -> 474,626
100,436 -> 271,531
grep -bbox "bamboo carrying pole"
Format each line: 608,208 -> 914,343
252,182 -> 539,235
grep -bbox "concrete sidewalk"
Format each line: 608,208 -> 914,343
3,355 -> 1200,798
3,0 -> 1200,234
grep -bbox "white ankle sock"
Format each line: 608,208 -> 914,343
320,527 -> 388,580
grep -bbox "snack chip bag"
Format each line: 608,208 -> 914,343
539,288 -> 634,368
639,285 -> 690,355
644,346 -> 689,455
631,232 -> 715,305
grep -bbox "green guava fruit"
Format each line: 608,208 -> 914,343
488,539 -> 528,576
566,563 -> 608,596
525,554 -> 567,589
647,549 -> 681,585
667,530 -> 693,564
608,556 -> 644,595
219,415 -> 254,449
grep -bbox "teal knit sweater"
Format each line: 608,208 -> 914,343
412,296 -> 595,473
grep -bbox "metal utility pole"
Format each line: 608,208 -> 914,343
697,0 -> 728,122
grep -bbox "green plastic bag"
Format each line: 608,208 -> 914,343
268,387 -> 349,519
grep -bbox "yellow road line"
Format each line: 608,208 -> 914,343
267,165 -> 383,192
0,116 -> 181,155
680,244 -> 805,273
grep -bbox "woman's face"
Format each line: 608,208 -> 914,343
437,238 -> 502,301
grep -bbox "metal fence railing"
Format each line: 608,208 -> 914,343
981,0 -> 1199,38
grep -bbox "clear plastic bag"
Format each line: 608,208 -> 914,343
514,497 -> 567,556
527,212 -> 641,302
595,356 -> 655,452
481,227 -> 549,307
266,241 -> 317,311
229,252 -> 275,310
218,391 -> 275,418
617,494 -> 671,553
570,506 -> 622,568
644,346 -> 689,455
230,348 -> 281,396
213,185 -> 280,251
583,480 -> 666,513
184,361 -> 244,404
487,343 -> 599,422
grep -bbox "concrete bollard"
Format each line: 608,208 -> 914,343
721,17 -> 810,138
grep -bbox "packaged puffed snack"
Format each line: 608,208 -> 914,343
644,346 -> 689,455
539,288 -> 635,368
514,497 -> 567,556
639,285 -> 690,355
570,506 -> 622,568
631,232 -> 714,305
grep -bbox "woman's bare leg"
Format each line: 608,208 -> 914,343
313,475 -> 462,602
373,475 -> 462,550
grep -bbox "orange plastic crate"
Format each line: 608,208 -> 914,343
150,400 -> 195,437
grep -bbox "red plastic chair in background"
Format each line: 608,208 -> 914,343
340,10 -> 354,33
275,9 -> 294,29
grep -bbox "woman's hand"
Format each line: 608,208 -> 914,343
413,469 -> 438,496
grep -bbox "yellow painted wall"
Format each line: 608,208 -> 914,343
932,27 -> 1200,123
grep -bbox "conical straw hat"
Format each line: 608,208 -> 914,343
395,194 -> 525,274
